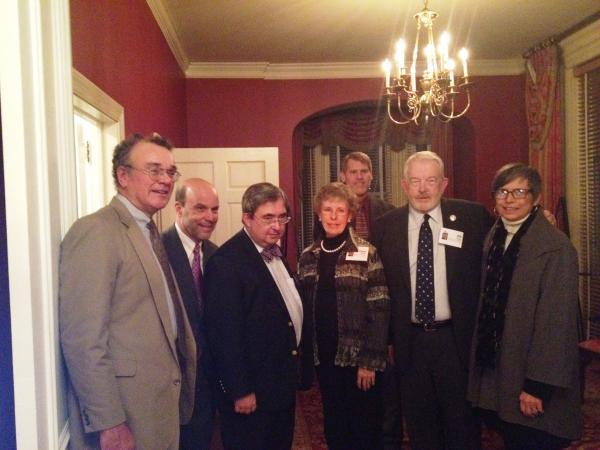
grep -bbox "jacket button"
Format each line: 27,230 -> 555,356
173,379 -> 181,386
292,350 -> 298,356
288,321 -> 293,327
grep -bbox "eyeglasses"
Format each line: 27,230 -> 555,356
124,165 -> 181,182
256,215 -> 291,225
493,188 -> 532,199
407,177 -> 439,187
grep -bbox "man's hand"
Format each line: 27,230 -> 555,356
519,391 -> 544,418
234,393 -> 257,414
357,367 -> 376,391
99,422 -> 135,450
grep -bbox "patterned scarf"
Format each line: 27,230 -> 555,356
475,207 -> 538,368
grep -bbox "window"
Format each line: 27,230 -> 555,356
299,142 -> 427,252
577,59 -> 600,338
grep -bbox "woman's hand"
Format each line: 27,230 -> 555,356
357,367 -> 376,391
519,391 -> 544,417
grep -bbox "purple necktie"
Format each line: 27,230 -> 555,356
261,244 -> 282,262
191,242 -> 203,304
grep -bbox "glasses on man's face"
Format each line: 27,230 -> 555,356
493,188 -> 532,199
256,215 -> 291,226
408,177 -> 439,187
125,164 -> 181,182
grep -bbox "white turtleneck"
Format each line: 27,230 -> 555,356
501,214 -> 530,249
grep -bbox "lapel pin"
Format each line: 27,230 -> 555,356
449,214 -> 457,222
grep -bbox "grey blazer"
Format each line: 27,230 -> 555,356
59,197 -> 196,449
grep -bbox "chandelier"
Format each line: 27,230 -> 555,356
382,0 -> 471,125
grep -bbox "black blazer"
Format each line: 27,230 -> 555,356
372,199 -> 493,369
203,230 -> 300,412
162,225 -> 218,341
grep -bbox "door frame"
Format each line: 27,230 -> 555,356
0,0 -> 75,448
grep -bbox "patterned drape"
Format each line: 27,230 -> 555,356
301,107 -> 431,152
525,44 -> 562,215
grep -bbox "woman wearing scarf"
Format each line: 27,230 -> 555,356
468,163 -> 581,449
298,182 -> 390,450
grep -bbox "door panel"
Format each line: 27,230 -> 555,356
159,147 -> 279,246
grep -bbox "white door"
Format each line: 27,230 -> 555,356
158,147 -> 279,245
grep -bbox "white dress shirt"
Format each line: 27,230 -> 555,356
408,205 -> 451,322
175,221 -> 204,269
244,229 -> 304,345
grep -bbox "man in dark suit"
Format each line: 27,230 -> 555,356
162,178 -> 219,450
373,151 -> 493,450
203,182 -> 303,450
338,151 -> 401,450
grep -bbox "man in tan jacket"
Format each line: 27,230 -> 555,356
59,134 -> 196,450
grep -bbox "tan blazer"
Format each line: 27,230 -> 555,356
59,197 -> 196,450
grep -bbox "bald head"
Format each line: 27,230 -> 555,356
175,178 -> 219,242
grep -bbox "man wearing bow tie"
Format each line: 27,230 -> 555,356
203,182 -> 304,450
162,178 -> 219,449
373,151 -> 493,450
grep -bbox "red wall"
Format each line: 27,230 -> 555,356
186,76 -> 527,259
186,75 -> 527,207
70,0 -> 188,145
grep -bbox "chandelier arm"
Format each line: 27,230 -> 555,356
386,99 -> 415,125
438,88 -> 471,120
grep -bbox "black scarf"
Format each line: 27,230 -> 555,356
475,207 -> 539,368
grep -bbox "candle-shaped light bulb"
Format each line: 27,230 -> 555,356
425,44 -> 435,75
438,31 -> 450,69
382,59 -> 392,88
459,48 -> 469,77
394,39 -> 406,75
446,58 -> 456,87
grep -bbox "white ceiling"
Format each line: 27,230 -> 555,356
149,0 -> 599,77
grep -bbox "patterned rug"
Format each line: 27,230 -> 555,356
292,359 -> 600,450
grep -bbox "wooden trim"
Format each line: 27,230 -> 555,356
574,56 -> 600,77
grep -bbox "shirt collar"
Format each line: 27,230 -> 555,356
175,221 -> 202,254
116,193 -> 153,227
408,203 -> 442,225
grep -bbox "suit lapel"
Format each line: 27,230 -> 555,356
110,198 -> 179,360
398,207 -> 412,295
239,231 -> 292,318
441,201 -> 460,286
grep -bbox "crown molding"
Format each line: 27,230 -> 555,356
186,59 -> 524,79
146,0 -> 189,72
560,18 -> 600,69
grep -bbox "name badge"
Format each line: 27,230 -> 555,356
438,227 -> 464,248
346,246 -> 369,261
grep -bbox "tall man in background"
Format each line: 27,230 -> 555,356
338,152 -> 401,450
373,151 -> 492,450
60,134 -> 197,450
163,178 -> 220,449
204,183 -> 303,450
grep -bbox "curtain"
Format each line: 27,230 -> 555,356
301,107 -> 431,152
525,44 -> 562,216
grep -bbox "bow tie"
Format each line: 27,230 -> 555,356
261,244 -> 282,262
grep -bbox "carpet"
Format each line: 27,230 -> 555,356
292,359 -> 600,450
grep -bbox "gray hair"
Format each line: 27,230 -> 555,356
403,150 -> 445,179
241,182 -> 290,216
491,163 -> 542,197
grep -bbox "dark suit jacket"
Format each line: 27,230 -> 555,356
203,230 -> 301,412
372,199 -> 493,370
162,226 -> 218,380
